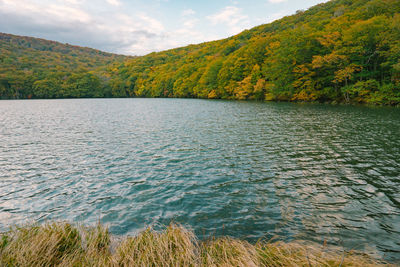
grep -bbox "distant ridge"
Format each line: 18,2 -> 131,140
1,0 -> 399,105
0,32 -> 128,98
0,32 -> 126,57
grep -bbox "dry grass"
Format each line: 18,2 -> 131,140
0,222 -> 81,266
256,241 -> 387,267
0,222 -> 396,267
201,237 -> 260,267
112,224 -> 197,266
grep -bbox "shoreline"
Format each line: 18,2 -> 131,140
1,97 -> 399,108
0,221 -> 396,266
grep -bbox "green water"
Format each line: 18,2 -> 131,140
0,99 -> 399,261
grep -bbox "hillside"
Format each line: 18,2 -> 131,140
1,0 -> 400,105
0,33 -> 127,99
108,0 -> 400,105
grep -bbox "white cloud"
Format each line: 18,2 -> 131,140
106,0 -> 121,6
268,0 -> 287,3
63,0 -> 85,5
137,14 -> 164,32
183,18 -> 198,29
0,0 -> 169,55
0,0 -> 91,23
266,11 -> 289,23
0,0 -> 299,55
0,0 -> 218,55
207,6 -> 249,35
182,8 -> 195,16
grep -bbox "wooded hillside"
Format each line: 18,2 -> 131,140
1,0 -> 399,105
0,33 -> 127,98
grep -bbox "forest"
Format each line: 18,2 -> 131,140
0,33 -> 128,99
1,0 -> 399,105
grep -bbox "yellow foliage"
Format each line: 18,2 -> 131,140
316,32 -> 341,48
291,89 -> 317,101
312,53 -> 348,69
208,90 -> 218,99
235,76 -> 253,100
254,79 -> 265,95
333,65 -> 362,84
269,41 -> 281,50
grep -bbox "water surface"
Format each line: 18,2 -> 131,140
0,99 -> 399,261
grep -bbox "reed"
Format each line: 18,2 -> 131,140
0,222 -> 395,267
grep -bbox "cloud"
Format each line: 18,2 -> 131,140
0,0 -> 218,55
0,0 -> 168,55
183,18 -> 198,29
63,0 -> 86,5
207,6 -> 249,35
0,0 -> 91,23
266,11 -> 289,23
268,0 -> 287,3
182,8 -> 195,16
106,0 -> 121,6
0,0 -> 291,55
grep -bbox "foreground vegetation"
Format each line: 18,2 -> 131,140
0,222 -> 394,267
1,0 -> 400,105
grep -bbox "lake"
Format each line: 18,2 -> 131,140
0,99 -> 399,261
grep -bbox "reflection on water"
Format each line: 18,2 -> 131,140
0,99 -> 399,262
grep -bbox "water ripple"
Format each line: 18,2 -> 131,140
0,99 -> 399,262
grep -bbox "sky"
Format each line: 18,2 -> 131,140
0,0 -> 329,56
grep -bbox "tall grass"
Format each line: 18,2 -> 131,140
0,222 -> 395,267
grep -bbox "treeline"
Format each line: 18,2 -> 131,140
1,0 -> 400,105
108,0 -> 400,105
0,33 -> 127,99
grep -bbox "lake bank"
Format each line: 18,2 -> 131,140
2,97 -> 400,108
0,222 -> 394,267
